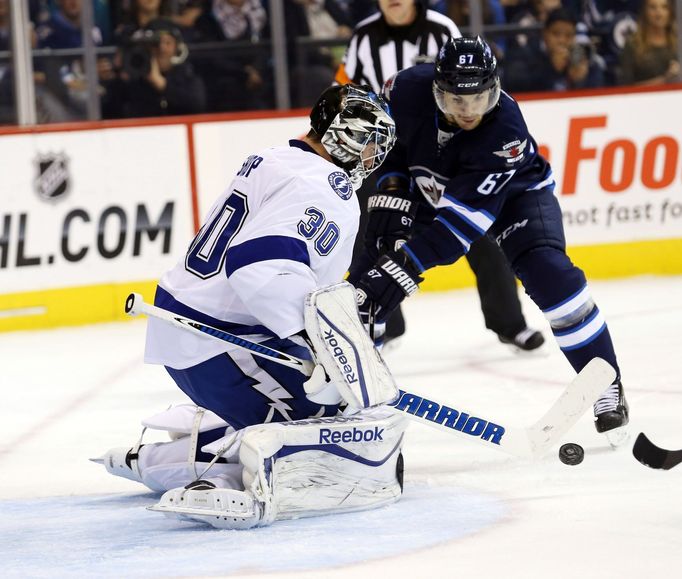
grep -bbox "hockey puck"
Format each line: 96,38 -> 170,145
559,443 -> 584,465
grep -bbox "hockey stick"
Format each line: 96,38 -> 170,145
632,433 -> 682,470
124,293 -> 315,375
125,293 -> 614,460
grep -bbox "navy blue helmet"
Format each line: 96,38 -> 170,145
433,36 -> 501,118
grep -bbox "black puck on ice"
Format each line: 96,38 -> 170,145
559,443 -> 584,465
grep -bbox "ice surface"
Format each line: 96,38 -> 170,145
1,276 -> 681,578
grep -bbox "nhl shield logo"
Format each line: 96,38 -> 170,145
35,152 -> 70,202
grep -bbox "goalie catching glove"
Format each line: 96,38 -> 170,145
354,249 -> 424,324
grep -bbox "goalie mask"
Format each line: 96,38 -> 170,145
433,36 -> 501,129
310,85 -> 396,187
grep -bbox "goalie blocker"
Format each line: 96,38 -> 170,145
149,407 -> 407,529
303,281 -> 399,410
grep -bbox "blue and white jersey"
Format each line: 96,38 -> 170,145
145,140 -> 360,369
379,64 -> 554,271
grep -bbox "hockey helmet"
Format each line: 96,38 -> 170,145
310,84 -> 396,186
433,36 -> 501,122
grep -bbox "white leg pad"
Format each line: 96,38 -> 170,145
304,282 -> 399,410
149,407 -> 408,529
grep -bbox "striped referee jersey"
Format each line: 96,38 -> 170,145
335,6 -> 461,93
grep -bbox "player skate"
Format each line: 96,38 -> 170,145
594,380 -> 630,446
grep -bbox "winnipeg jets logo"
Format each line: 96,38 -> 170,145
493,139 -> 528,164
437,128 -> 454,148
415,175 -> 446,206
328,171 -> 353,200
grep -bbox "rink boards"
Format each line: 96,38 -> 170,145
1,86 -> 681,331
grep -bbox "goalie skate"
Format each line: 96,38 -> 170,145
90,447 -> 142,484
149,480 -> 262,530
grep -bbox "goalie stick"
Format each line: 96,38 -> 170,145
632,432 -> 682,470
124,293 -> 315,375
125,292 -> 614,460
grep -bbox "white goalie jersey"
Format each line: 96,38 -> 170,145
145,140 -> 360,369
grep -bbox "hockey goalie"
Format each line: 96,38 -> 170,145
94,85 -> 409,529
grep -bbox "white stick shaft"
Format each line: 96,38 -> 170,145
125,293 -> 315,374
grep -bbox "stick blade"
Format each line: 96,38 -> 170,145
527,357 -> 616,457
632,432 -> 682,470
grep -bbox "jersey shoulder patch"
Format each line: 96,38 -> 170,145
328,171 -> 353,200
492,138 -> 528,165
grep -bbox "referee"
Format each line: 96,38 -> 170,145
335,0 -> 459,91
338,0 -> 544,351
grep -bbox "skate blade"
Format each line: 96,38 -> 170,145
147,503 -> 239,518
605,426 -> 630,449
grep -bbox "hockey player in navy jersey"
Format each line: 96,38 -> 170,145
94,85 -> 410,529
350,36 -> 629,436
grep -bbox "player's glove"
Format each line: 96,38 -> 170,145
354,249 -> 424,324
364,176 -> 417,259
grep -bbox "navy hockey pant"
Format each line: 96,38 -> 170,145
165,338 -> 339,430
493,187 -> 620,378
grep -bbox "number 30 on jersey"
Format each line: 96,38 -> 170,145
297,207 -> 340,256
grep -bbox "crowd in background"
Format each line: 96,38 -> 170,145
0,0 -> 679,124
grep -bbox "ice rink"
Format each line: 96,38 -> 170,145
1,275 -> 681,579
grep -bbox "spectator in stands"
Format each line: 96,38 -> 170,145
0,0 -> 14,124
172,1 -> 205,30
35,0 -> 109,120
101,18 -> 206,118
618,0 -> 679,85
191,0 -> 268,112
507,0 -> 561,52
37,0 -> 102,47
284,0 -> 353,106
577,0 -> 639,83
114,0 -> 173,43
0,0 -> 9,52
504,8 -> 605,92
442,0 -> 507,57
194,0 -> 267,43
